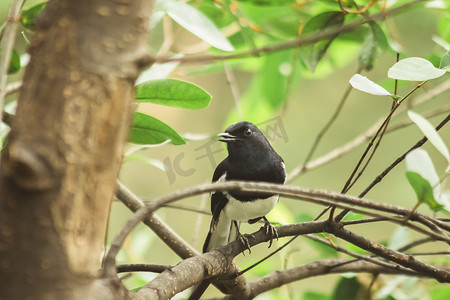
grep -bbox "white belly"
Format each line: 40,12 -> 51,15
223,194 -> 278,221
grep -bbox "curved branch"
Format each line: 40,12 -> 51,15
105,181 -> 450,275
242,259 -> 424,299
133,219 -> 449,299
116,181 -> 199,259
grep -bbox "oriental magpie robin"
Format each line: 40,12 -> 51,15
202,121 -> 286,253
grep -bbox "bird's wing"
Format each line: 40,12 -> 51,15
203,160 -> 236,253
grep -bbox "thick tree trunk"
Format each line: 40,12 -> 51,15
0,0 -> 153,299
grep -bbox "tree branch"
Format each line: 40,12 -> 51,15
287,79 -> 450,182
117,264 -> 170,274
329,223 -> 450,282
242,259 -> 426,299
116,181 -> 199,260
133,219 -> 449,298
105,181 -> 450,275
152,0 -> 428,65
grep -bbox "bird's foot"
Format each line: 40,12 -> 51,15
234,221 -> 252,254
263,217 -> 278,248
237,234 -> 252,255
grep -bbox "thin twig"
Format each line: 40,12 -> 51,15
236,235 -> 300,276
358,113 -> 450,199
305,234 -> 415,273
334,106 -> 449,223
287,77 -> 450,183
222,61 -> 242,120
241,259 -> 433,299
330,223 -> 450,282
397,237 -> 435,252
117,263 -> 171,274
301,72 -> 358,174
341,81 -> 426,194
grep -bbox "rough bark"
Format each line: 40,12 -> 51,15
0,0 -> 153,299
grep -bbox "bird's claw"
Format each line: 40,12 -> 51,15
263,218 -> 278,248
238,234 -> 252,254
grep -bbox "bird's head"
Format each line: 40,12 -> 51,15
218,121 -> 272,159
218,121 -> 262,142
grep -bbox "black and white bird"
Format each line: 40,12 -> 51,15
203,121 -> 286,253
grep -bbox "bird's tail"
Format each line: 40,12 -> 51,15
203,211 -> 239,253
191,213 -> 239,300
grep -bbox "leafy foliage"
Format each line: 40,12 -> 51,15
20,3 -> 47,30
349,74 -> 392,96
155,0 -> 234,51
129,112 -> 185,145
7,50 -> 20,74
359,22 -> 388,71
388,57 -> 447,81
405,149 -> 449,213
2,0 -> 450,299
300,11 -> 346,72
135,79 -> 211,110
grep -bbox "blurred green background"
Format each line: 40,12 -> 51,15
1,0 -> 449,299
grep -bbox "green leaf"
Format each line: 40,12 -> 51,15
359,22 -> 388,71
7,50 -> 21,74
406,171 -> 442,211
332,277 -> 362,300
408,111 -> 449,162
405,149 -> 445,212
300,11 -> 346,72
156,0 -> 234,51
349,74 -> 392,96
135,79 -> 211,110
20,3 -> 47,30
388,57 -> 446,81
440,49 -> 450,71
129,112 -> 185,145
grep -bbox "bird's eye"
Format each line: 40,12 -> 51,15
244,128 -> 252,137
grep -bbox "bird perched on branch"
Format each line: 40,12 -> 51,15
203,121 -> 286,253
190,121 -> 286,300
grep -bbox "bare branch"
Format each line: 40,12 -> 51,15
116,181 -> 199,260
105,180 -> 450,275
305,234 -> 416,273
242,259 -> 426,299
117,264 -> 170,274
115,181 -> 250,297
329,223 -> 450,282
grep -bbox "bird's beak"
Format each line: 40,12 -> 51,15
218,132 -> 239,142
